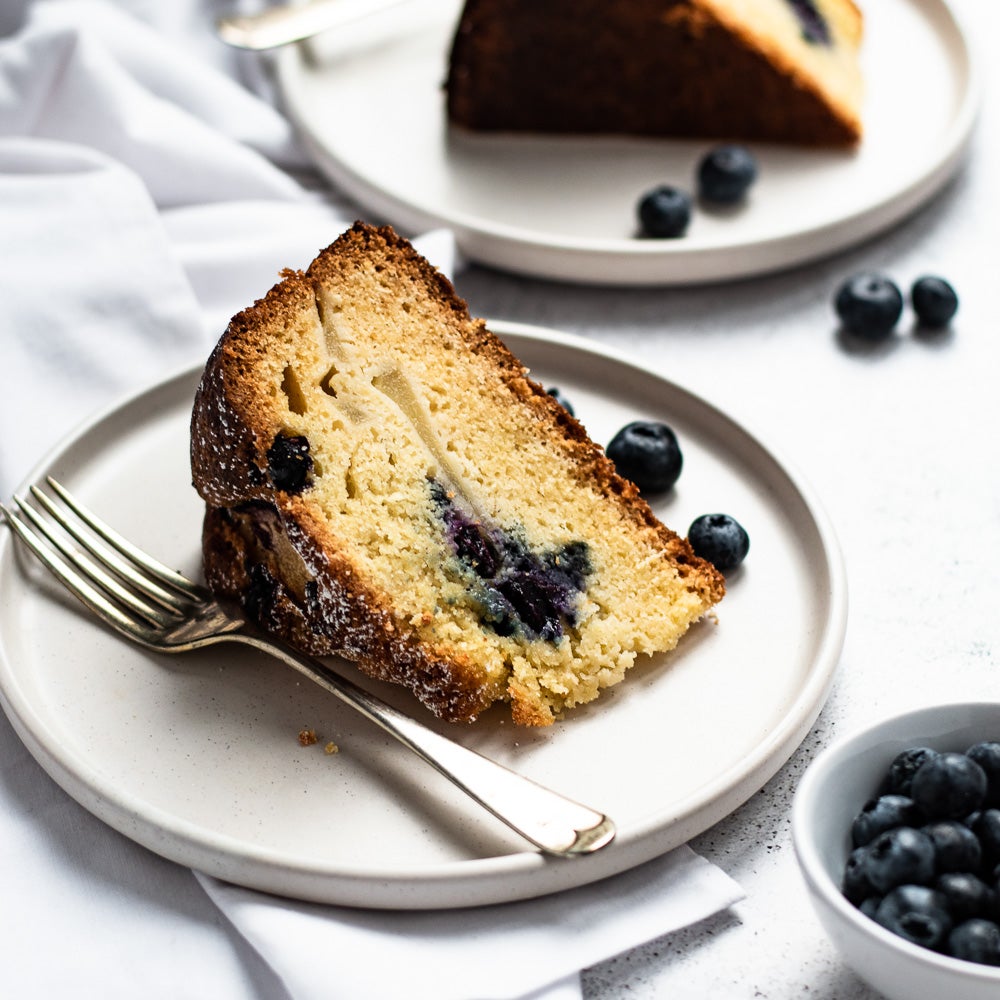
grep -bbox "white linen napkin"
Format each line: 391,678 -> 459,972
0,4 -> 744,998
0,0 -> 351,494
197,845 -> 744,1000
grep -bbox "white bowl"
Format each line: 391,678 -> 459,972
792,702 -> 1000,1000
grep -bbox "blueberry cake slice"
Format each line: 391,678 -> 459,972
446,0 -> 864,146
191,223 -> 724,726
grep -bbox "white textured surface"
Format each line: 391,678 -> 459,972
0,0 -> 995,995
445,3 -> 996,990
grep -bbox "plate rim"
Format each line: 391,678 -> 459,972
0,322 -> 848,908
275,0 -> 982,286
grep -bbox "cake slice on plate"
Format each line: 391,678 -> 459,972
190,223 -> 724,726
446,0 -> 864,147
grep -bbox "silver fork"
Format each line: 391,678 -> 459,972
1,478 -> 615,857
216,0 -> 414,51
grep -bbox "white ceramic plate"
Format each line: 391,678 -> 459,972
0,323 -> 846,909
276,0 -> 980,286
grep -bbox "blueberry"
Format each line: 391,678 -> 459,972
911,276 -> 958,329
866,827 -> 936,893
887,746 -> 940,797
546,541 -> 592,591
787,0 -> 832,44
843,845 -> 877,905
453,523 -> 501,579
497,574 -> 561,641
480,587 -> 517,636
923,820 -> 983,874
834,273 -> 904,341
545,387 -> 575,417
969,810 -> 1000,867
875,885 -> 953,950
948,919 -> 1000,965
266,433 -> 312,493
606,421 -> 683,494
967,742 -> 1000,807
697,145 -> 758,204
244,562 -> 278,624
687,514 -> 750,572
911,753 -> 988,819
852,795 -> 923,848
637,185 -> 692,239
935,873 -> 997,922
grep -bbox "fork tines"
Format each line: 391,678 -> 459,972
1,477 -> 204,635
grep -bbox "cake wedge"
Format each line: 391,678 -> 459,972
446,0 -> 864,147
190,223 -> 724,726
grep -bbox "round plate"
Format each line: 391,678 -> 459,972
277,0 -> 980,286
0,323 -> 846,909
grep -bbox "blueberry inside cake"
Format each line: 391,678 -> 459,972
446,0 -> 864,147
191,223 -> 724,726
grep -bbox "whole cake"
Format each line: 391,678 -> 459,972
190,223 -> 724,726
446,0 -> 864,147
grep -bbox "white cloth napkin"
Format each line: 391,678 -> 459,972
0,4 -> 744,998
197,846 -> 744,1000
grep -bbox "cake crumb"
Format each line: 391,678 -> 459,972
324,741 -> 339,755
298,728 -> 318,746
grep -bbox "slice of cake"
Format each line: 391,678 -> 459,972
190,223 -> 724,726
446,0 -> 864,147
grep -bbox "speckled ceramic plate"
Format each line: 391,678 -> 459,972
0,322 -> 846,908
276,0 -> 979,286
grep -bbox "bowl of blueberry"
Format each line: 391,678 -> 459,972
792,703 -> 1000,1000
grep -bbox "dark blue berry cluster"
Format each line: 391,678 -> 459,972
637,145 -> 758,239
834,273 -> 959,341
429,480 -> 591,643
843,741 -> 1000,965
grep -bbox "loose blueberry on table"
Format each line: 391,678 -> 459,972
697,145 -> 758,205
606,420 -> 683,494
637,185 -> 692,239
841,742 -> 1000,966
833,273 -> 904,341
687,513 -> 750,572
911,275 -> 959,329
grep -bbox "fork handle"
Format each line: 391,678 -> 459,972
216,0 -> 414,50
227,634 -> 615,856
